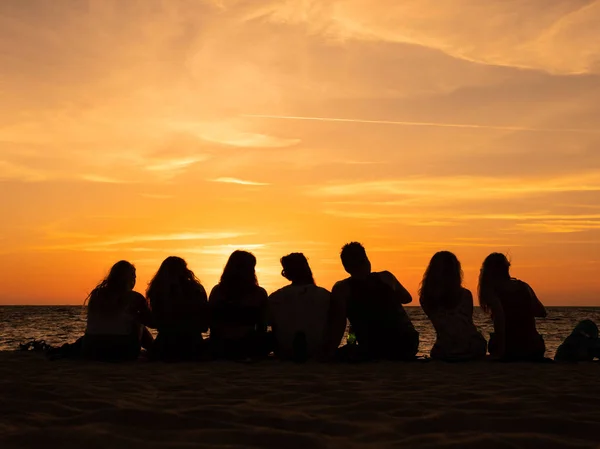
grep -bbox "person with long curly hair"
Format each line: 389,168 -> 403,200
147,256 -> 209,361
208,251 -> 269,360
82,260 -> 153,361
478,253 -> 547,361
419,251 -> 486,361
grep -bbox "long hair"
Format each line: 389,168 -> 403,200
86,260 -> 136,314
419,251 -> 463,311
478,252 -> 511,314
219,250 -> 258,297
281,253 -> 315,285
147,256 -> 202,313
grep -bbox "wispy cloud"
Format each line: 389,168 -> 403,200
0,160 -> 50,182
145,156 -> 208,172
172,121 -> 301,148
211,177 -> 270,186
313,172 -> 600,200
255,0 -> 600,75
79,174 -> 130,184
140,193 -> 174,199
35,231 -> 253,252
243,114 -> 600,134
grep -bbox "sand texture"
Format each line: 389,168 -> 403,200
0,353 -> 599,449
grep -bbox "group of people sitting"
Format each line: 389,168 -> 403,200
51,242 -> 600,363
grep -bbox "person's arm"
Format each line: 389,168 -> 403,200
194,284 -> 210,333
133,292 -> 155,328
527,283 -> 547,318
465,289 -> 474,316
266,291 -> 278,328
207,285 -> 220,330
321,282 -> 348,359
488,293 -> 506,359
379,271 -> 412,304
256,287 -> 269,334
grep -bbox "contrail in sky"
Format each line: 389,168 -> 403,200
242,114 -> 599,133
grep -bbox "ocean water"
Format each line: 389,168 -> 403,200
1,306 -> 599,357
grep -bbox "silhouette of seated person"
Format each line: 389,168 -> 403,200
147,257 -> 209,361
324,242 -> 419,361
268,253 -> 331,362
82,261 -> 153,361
478,253 -> 547,361
419,251 -> 487,362
209,251 -> 269,360
555,320 -> 600,362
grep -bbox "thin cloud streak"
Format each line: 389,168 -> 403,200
80,174 -> 130,184
313,173 -> 600,199
34,232 -> 252,252
211,177 -> 270,186
243,114 -> 600,134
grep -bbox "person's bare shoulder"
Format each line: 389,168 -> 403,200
197,283 -> 207,295
268,286 -> 287,302
126,291 -> 148,309
377,270 -> 397,282
208,284 -> 221,301
331,278 -> 351,297
129,290 -> 146,302
256,286 -> 269,302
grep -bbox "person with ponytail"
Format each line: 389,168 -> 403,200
478,253 -> 547,361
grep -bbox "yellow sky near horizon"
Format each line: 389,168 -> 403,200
1,0 -> 600,305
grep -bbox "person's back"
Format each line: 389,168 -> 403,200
269,284 -> 330,360
493,279 -> 544,359
210,284 -> 267,339
147,257 -> 209,361
86,289 -> 145,337
83,261 -> 151,361
343,273 -> 417,359
478,253 -> 546,361
209,250 -> 269,360
423,288 -> 486,361
419,252 -> 486,361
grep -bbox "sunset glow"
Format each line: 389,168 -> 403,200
1,1 -> 600,305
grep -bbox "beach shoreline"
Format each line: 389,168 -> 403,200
1,352 -> 599,448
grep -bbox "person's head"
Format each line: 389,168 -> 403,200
146,256 -> 200,301
86,260 -> 136,308
419,251 -> 463,310
280,253 -> 315,285
152,256 -> 196,283
220,250 -> 258,293
340,242 -> 371,278
478,252 -> 511,313
573,320 -> 599,340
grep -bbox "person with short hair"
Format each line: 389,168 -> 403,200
324,242 -> 418,361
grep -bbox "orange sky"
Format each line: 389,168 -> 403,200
1,0 -> 600,305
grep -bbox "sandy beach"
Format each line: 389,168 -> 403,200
0,353 -> 598,448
